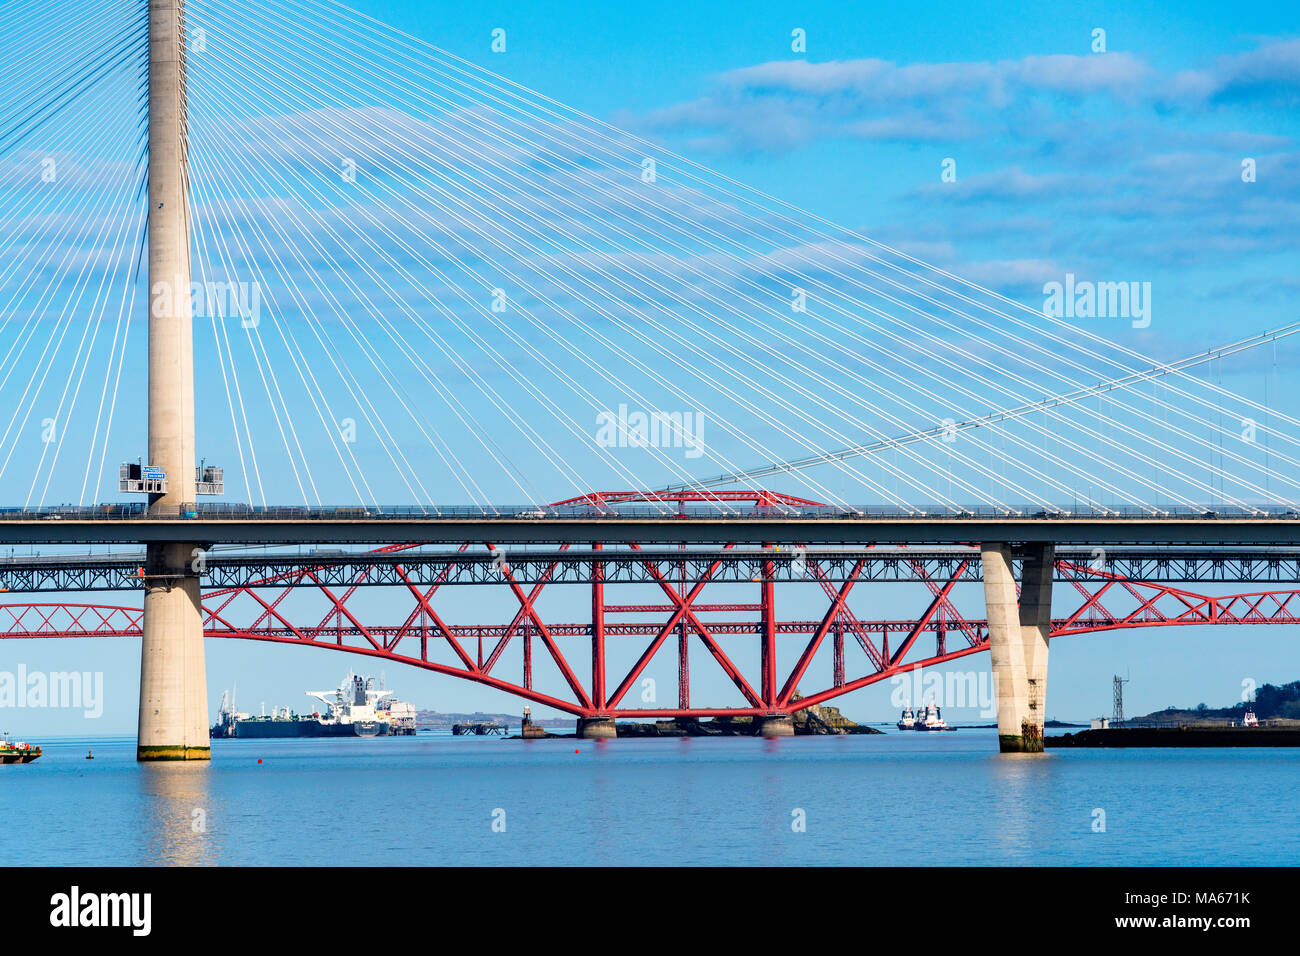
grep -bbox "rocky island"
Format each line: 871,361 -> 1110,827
517,696 -> 880,738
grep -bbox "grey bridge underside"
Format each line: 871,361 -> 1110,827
5,515 -> 1300,547
6,547 -> 1300,592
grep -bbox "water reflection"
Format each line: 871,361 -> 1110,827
987,752 -> 1056,859
13,733 -> 1290,866
137,762 -> 216,866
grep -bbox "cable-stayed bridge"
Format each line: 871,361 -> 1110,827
2,0 -> 1298,752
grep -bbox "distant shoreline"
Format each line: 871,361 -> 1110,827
947,720 -> 1088,730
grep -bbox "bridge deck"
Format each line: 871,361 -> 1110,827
3,514 -> 1300,547
3,546 -> 1300,590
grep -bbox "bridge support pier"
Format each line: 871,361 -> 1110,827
138,0 -> 208,761
138,543 -> 209,760
576,716 -> 618,739
755,714 -> 794,737
982,543 -> 1053,754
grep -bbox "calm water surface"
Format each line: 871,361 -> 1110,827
4,730 -> 1296,866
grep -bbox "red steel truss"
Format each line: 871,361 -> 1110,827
546,489 -> 839,513
2,551 -> 1297,718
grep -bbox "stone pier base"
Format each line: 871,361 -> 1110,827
755,714 -> 795,737
576,716 -> 618,739
136,745 -> 211,761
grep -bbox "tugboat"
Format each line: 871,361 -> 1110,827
914,702 -> 956,731
1243,709 -> 1260,728
377,697 -> 417,736
0,732 -> 41,764
897,706 -> 918,730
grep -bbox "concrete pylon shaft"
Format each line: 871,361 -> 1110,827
138,0 -> 208,761
982,543 -> 1054,753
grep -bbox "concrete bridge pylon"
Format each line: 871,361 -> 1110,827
982,543 -> 1054,753
137,0 -> 208,761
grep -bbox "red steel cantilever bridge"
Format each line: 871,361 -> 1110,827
5,489 -> 1300,723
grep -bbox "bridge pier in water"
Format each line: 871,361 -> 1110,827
576,716 -> 618,739
981,543 -> 1054,753
138,0 -> 208,761
755,714 -> 795,737
138,544 -> 208,760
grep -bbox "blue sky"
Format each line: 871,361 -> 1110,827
4,0 -> 1300,733
371,0 -> 1300,339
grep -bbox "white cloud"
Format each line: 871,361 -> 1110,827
1165,38 -> 1300,106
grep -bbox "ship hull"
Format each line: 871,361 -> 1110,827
235,719 -> 326,738
233,718 -> 391,738
0,750 -> 41,763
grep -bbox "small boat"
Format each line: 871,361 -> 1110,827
897,707 -> 918,730
0,732 -> 41,764
1243,709 -> 1260,727
914,703 -> 957,731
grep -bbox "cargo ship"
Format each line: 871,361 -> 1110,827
0,732 -> 41,763
214,671 -> 418,739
